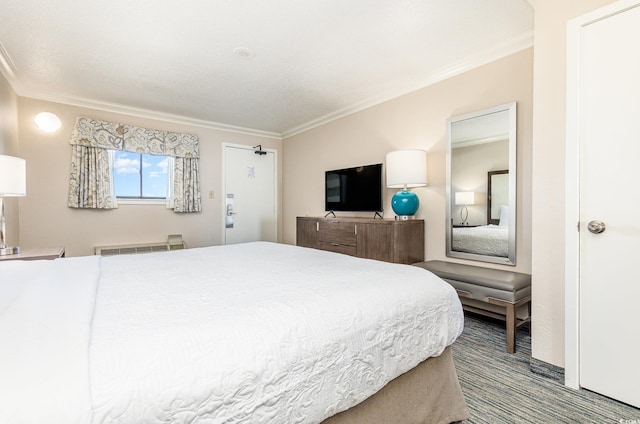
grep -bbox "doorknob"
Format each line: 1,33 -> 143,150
587,220 -> 606,234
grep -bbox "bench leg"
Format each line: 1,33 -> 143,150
488,296 -> 531,354
505,303 -> 516,354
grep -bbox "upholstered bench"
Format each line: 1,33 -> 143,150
413,260 -> 531,353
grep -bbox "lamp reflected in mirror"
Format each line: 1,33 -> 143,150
455,191 -> 475,226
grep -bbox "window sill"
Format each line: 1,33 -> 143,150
117,198 -> 167,206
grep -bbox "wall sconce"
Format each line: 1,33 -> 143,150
0,155 -> 26,255
386,149 -> 427,219
34,112 -> 62,132
455,191 -> 475,226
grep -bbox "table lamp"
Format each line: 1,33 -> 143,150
0,155 -> 26,255
386,149 -> 427,219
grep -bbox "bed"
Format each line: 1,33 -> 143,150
0,241 -> 468,423
452,224 -> 509,257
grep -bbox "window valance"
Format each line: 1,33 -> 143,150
69,117 -> 199,158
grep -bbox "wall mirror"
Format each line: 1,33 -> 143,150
446,102 -> 517,265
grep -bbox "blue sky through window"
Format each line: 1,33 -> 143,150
113,151 -> 168,198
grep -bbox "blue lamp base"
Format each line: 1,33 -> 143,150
391,190 -> 419,218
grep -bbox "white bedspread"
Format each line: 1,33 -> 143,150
0,256 -> 100,424
1,242 -> 463,424
452,224 -> 509,257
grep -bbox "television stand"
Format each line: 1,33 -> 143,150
296,216 -> 424,264
373,212 -> 383,219
324,211 -> 336,218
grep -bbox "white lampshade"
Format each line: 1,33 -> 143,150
386,149 -> 427,188
0,155 -> 27,197
455,191 -> 475,206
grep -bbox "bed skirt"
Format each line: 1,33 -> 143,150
323,346 -> 469,424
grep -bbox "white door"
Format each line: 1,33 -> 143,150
223,145 -> 277,245
573,2 -> 640,408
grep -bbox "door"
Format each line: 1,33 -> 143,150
223,144 -> 277,245
572,2 -> 640,408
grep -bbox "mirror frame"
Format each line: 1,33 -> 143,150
445,102 -> 517,265
488,170 -> 509,225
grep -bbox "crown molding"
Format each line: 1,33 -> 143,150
21,90 -> 283,140
0,41 -> 19,84
281,31 -> 534,139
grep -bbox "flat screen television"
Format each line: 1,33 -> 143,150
325,163 -> 383,212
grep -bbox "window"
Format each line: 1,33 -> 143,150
112,151 -> 170,199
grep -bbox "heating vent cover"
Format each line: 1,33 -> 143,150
95,242 -> 170,256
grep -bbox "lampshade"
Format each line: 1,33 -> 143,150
386,149 -> 427,188
455,191 -> 474,206
0,155 -> 26,197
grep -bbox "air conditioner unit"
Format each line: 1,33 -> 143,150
94,242 -> 170,256
95,235 -> 186,256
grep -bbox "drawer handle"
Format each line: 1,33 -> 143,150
331,243 -> 340,246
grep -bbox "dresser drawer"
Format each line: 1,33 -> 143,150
317,242 -> 357,256
318,221 -> 356,246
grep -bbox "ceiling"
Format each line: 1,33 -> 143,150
0,1 -> 533,139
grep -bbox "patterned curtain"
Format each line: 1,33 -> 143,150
68,145 -> 117,209
67,118 -> 123,209
173,157 -> 201,213
68,117 -> 201,213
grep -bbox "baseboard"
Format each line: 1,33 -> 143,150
530,357 -> 565,383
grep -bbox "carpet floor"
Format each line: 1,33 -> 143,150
452,314 -> 640,423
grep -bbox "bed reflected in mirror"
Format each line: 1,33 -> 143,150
446,102 -> 516,265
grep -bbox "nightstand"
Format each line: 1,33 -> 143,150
0,246 -> 65,261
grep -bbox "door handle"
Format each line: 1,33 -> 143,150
587,220 -> 606,234
225,194 -> 236,228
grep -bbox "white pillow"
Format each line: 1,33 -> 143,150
499,205 -> 509,227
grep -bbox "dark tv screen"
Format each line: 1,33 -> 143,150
325,163 -> 383,212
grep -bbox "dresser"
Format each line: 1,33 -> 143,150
296,217 -> 424,264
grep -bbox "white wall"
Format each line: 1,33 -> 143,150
17,97 -> 282,257
282,48 -> 533,274
531,0 -> 616,367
